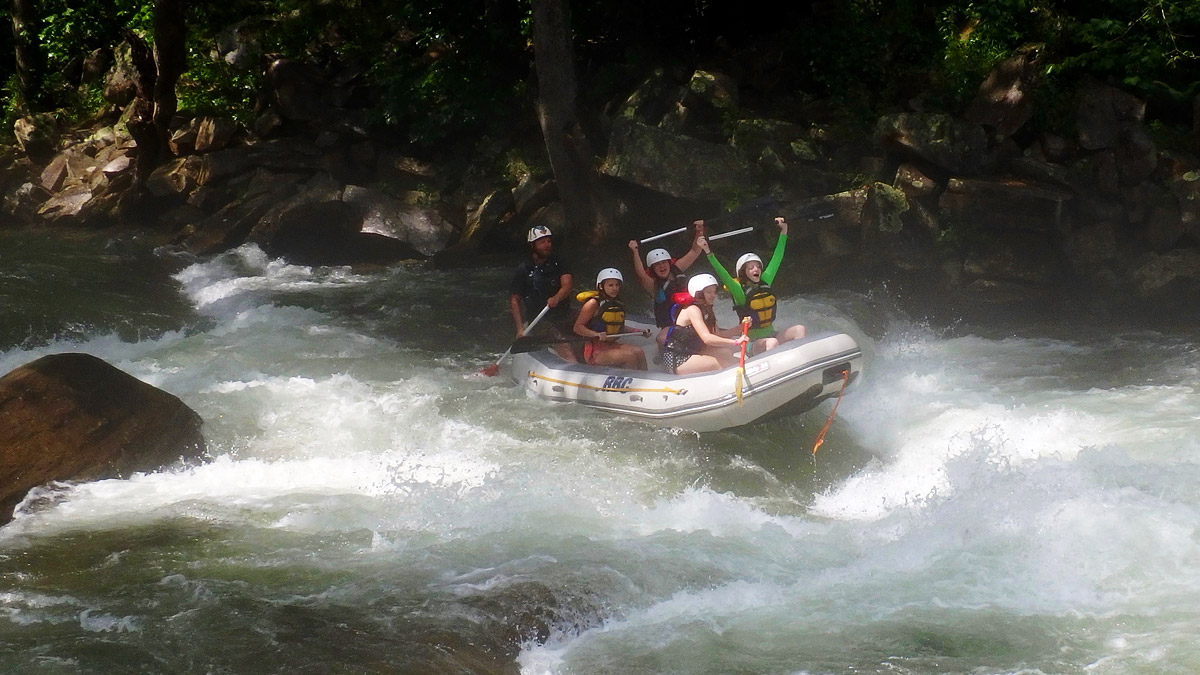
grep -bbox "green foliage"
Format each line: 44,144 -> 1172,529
1051,0 -> 1200,105
37,0 -> 145,70
176,40 -> 259,124
363,1 -> 530,146
4,0 -> 1200,156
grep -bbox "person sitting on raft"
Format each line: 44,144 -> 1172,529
627,221 -> 706,347
660,273 -> 749,375
700,216 -> 806,355
573,268 -> 651,370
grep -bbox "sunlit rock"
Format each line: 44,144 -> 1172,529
964,50 -> 1040,141
0,353 -> 205,526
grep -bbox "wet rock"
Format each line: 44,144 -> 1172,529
40,153 -> 70,192
343,185 -> 454,256
875,113 -> 987,175
1129,249 -> 1200,296
266,58 -> 338,122
964,230 -> 1062,285
169,118 -> 201,155
194,116 -> 238,153
964,50 -> 1040,140
612,67 -> 687,127
253,197 -> 423,266
81,47 -> 111,84
1077,78 -> 1146,151
893,164 -> 940,200
668,70 -> 740,140
1066,220 -> 1120,275
185,188 -> 292,255
440,187 -> 514,256
939,177 -> 1072,235
731,118 -> 816,172
601,120 -> 760,200
13,114 -> 57,161
145,156 -> 200,197
863,182 -> 909,233
37,184 -> 93,221
0,353 -> 205,526
103,41 -> 140,106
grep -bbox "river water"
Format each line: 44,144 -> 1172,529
2,230 -> 1199,674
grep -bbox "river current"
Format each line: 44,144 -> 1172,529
2,230 -> 1199,674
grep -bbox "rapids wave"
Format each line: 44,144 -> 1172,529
2,237 -> 1200,673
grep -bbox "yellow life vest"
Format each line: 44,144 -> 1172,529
736,282 -> 776,331
577,291 -> 625,335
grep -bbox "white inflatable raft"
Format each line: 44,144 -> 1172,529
509,327 -> 862,433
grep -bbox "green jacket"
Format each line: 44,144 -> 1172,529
707,233 -> 787,339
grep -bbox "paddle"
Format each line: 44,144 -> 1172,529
509,330 -> 648,354
707,226 -> 754,242
636,196 -> 779,245
734,318 -> 750,405
480,304 -> 552,376
639,227 -> 689,245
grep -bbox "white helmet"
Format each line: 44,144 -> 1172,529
527,225 -> 552,243
736,253 -> 763,275
596,267 -> 623,286
645,248 -> 672,267
687,273 -> 719,298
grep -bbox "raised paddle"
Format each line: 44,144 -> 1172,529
707,226 -> 755,242
638,227 -> 689,245
636,197 -> 779,245
734,317 -> 750,405
480,304 -> 552,376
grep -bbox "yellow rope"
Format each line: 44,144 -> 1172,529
528,372 -> 686,395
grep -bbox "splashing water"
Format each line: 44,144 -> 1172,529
3,233 -> 1200,673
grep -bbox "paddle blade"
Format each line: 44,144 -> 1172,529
734,366 -> 744,405
479,363 -> 501,377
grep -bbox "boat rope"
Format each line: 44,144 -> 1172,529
811,367 -> 851,456
528,372 -> 686,395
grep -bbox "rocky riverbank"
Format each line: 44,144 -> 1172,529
3,49 -> 1200,320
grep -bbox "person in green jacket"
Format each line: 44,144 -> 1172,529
700,216 -> 806,355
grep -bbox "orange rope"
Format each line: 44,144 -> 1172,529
812,368 -> 851,456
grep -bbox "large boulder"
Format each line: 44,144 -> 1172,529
0,353 -> 205,525
1076,79 -> 1157,186
612,68 -> 688,127
938,177 -> 1073,234
265,58 -> 339,122
601,120 -> 760,200
875,113 -> 988,175
1128,249 -> 1200,297
250,189 -> 423,266
341,185 -> 455,255
13,114 -> 58,161
964,50 -> 1040,140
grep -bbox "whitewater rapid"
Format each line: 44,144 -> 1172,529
2,240 -> 1200,674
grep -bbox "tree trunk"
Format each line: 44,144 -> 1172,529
530,0 -> 607,242
10,0 -> 43,111
127,0 -> 187,186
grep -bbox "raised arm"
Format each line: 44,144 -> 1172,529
701,236 -> 747,306
628,240 -> 655,293
674,220 -> 707,271
762,217 -> 789,285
